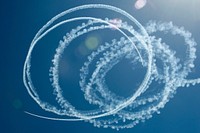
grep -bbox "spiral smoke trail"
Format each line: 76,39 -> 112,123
23,4 -> 200,130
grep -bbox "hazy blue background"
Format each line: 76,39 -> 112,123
1,0 -> 200,133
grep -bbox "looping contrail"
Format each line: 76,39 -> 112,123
23,4 -> 199,130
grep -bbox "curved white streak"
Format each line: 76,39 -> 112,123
24,111 -> 83,121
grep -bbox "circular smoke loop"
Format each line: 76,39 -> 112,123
23,4 -> 200,130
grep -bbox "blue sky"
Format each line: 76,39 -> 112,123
1,0 -> 200,133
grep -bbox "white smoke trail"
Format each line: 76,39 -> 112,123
23,4 -> 199,130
